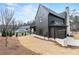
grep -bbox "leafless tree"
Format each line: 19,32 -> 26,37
0,7 -> 15,47
9,18 -> 17,30
70,9 -> 79,20
70,9 -> 79,31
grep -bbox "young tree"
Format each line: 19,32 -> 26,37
0,7 -> 15,47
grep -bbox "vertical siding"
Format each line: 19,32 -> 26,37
35,6 -> 49,35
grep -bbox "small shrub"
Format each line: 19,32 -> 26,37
1,29 -> 15,37
22,33 -> 24,36
9,31 -> 13,37
2,29 -> 7,37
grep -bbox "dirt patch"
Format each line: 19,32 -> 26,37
1,35 -> 79,55
73,34 -> 79,39
18,35 -> 79,55
0,36 -> 40,55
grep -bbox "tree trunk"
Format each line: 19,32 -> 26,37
5,36 -> 8,47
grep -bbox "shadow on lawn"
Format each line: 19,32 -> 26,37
0,36 -> 41,55
67,45 -> 79,49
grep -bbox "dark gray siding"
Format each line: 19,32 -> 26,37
48,14 -> 65,26
49,27 -> 66,39
48,14 -> 67,38
34,5 -> 67,38
35,5 -> 49,35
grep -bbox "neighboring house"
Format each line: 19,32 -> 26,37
15,26 -> 30,34
31,5 -> 68,39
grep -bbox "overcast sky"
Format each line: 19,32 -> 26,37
0,3 -> 79,23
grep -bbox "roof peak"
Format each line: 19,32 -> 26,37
38,4 -> 65,19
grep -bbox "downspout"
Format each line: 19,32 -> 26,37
65,7 -> 71,36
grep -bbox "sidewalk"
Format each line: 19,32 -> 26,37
32,34 -> 67,46
32,34 -> 55,41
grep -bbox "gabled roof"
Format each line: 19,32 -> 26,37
39,5 -> 66,19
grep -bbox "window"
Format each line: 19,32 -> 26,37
51,21 -> 55,24
26,28 -> 28,30
40,18 -> 42,22
55,20 -> 63,25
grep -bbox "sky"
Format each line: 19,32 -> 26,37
0,3 -> 79,24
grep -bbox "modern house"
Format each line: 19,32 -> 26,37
31,5 -> 70,39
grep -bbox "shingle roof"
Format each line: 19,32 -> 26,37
39,5 -> 66,19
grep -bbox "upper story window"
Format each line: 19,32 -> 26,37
40,18 -> 42,22
51,20 -> 64,25
51,21 -> 55,24
55,20 -> 64,25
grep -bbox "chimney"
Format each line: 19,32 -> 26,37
65,7 -> 71,35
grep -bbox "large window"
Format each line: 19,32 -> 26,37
51,20 -> 63,25
55,20 -> 63,25
55,20 -> 64,25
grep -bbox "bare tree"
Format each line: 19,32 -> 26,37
0,7 -> 15,47
70,9 -> 79,20
70,9 -> 79,31
9,18 -> 17,31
